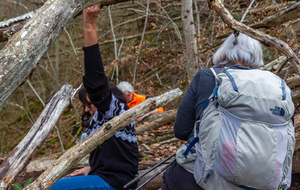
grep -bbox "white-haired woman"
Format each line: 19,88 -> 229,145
161,32 -> 264,190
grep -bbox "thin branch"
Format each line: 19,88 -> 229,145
55,39 -> 60,89
6,101 -> 34,124
21,86 -> 34,124
240,0 -> 256,23
271,0 -> 281,10
154,1 -> 182,43
7,0 -> 29,12
108,5 -> 119,84
63,27 -> 83,75
133,0 -> 150,84
46,53 -> 56,78
117,36 -> 125,58
194,1 -> 201,37
26,80 -> 44,108
216,2 -> 300,39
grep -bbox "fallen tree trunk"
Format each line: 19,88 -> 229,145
248,2 -> 300,29
265,55 -> 300,88
24,88 -> 182,190
208,0 -> 300,75
0,0 -> 131,111
264,56 -> 287,71
25,154 -> 90,173
292,91 -> 300,104
0,83 -> 74,190
0,0 -> 131,42
136,109 -> 177,134
287,75 -> 300,88
248,2 -> 295,15
216,2 -> 300,39
160,137 -> 180,145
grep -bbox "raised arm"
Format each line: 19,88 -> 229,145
83,3 -> 100,47
82,3 -> 111,113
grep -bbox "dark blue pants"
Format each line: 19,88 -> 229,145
162,161 -> 203,190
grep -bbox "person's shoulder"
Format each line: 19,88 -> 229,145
133,92 -> 146,100
228,64 -> 251,70
194,68 -> 214,80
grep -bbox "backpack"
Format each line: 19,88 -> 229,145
181,67 -> 295,190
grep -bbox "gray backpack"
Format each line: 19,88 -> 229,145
180,67 -> 295,190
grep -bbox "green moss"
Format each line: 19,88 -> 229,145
49,138 -> 59,144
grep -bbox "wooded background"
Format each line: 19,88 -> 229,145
0,0 -> 299,189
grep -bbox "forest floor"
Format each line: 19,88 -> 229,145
12,122 -> 300,190
11,157 -> 300,190
12,167 -> 300,190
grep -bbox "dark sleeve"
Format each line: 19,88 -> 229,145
174,69 -> 215,141
82,44 -> 111,113
174,74 -> 198,141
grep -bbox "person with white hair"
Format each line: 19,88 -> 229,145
117,81 -> 164,121
161,32 -> 264,190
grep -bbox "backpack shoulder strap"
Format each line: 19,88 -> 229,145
210,67 -> 218,78
183,120 -> 200,158
183,66 -> 225,158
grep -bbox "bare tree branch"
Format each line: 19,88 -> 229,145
208,0 -> 300,75
133,0 -> 150,84
216,2 -> 300,39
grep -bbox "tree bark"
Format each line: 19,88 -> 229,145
181,0 -> 198,82
136,109 -> 177,134
248,2 -> 295,14
0,11 -> 34,42
249,2 -> 300,29
0,0 -> 131,111
208,0 -> 300,75
0,83 -> 74,190
287,75 -> 300,88
292,91 -> 300,104
216,2 -> 300,39
23,88 -> 182,190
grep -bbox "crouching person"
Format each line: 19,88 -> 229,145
50,3 -> 139,190
162,32 -> 295,190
